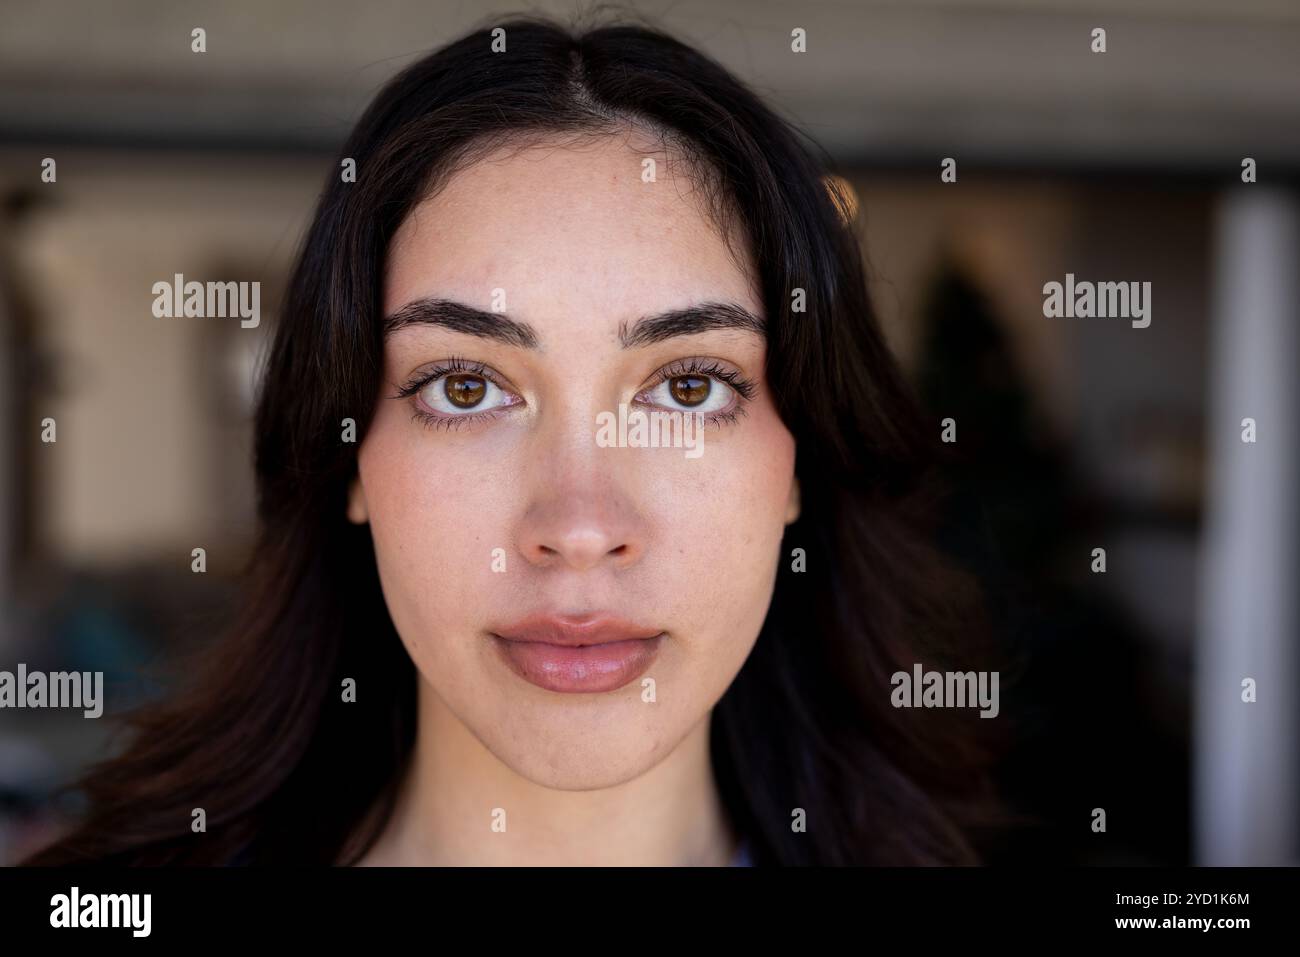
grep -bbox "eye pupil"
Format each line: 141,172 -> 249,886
444,374 -> 487,408
670,375 -> 710,406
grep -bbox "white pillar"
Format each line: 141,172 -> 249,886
1196,188 -> 1300,865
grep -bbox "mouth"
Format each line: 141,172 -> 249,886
489,613 -> 666,694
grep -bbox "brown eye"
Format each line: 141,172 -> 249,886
444,374 -> 487,408
413,364 -> 519,421
669,375 -> 711,406
638,365 -> 739,418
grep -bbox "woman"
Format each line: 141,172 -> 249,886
25,13 -> 1000,867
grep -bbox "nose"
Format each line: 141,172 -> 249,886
515,488 -> 644,571
514,418 -> 646,572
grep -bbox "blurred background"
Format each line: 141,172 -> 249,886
1,0 -> 1297,866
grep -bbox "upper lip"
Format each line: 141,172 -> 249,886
491,613 -> 663,647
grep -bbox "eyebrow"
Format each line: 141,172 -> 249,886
382,297 -> 764,349
617,301 -> 765,347
383,298 -> 539,348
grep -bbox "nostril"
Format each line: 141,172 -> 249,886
517,524 -> 641,570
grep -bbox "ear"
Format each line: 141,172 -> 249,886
346,475 -> 369,524
784,475 -> 801,525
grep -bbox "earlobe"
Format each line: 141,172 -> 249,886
346,475 -> 369,524
785,476 -> 801,525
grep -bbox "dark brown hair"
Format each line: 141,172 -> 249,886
25,10 -> 1002,866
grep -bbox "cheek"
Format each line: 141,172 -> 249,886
356,412 -> 512,637
641,407 -> 796,641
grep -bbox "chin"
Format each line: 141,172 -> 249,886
494,741 -> 671,792
484,709 -> 681,791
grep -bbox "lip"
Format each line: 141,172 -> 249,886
490,614 -> 665,694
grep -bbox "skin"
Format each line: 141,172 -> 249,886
347,128 -> 799,865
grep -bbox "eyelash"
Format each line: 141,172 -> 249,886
636,357 -> 757,426
394,356 -> 515,431
393,355 -> 758,431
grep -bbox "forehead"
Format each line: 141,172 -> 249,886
383,131 -> 760,322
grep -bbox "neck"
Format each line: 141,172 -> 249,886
352,675 -> 740,866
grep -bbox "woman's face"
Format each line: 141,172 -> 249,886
350,131 -> 799,790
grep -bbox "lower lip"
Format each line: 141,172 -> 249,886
491,633 -> 665,694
